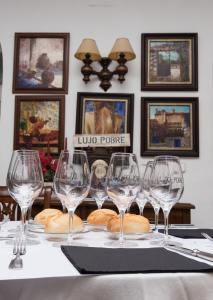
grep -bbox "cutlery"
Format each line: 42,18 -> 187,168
9,248 -> 23,269
201,232 -> 213,242
169,224 -> 195,228
9,236 -> 25,269
166,245 -> 213,262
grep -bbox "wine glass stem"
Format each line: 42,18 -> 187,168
68,210 -> 74,245
139,206 -> 144,216
62,203 -> 67,213
97,203 -> 102,210
163,210 -> 170,244
21,207 -> 28,237
154,207 -> 160,232
27,204 -> 33,221
119,210 -> 125,246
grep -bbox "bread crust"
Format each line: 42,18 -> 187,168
45,213 -> 84,233
107,213 -> 150,233
87,209 -> 117,226
34,209 -> 63,226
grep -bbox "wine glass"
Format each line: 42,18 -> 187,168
53,150 -> 90,246
150,156 -> 184,245
135,163 -> 150,216
90,163 -> 108,209
142,161 -> 160,233
105,153 -> 140,247
7,150 -> 44,246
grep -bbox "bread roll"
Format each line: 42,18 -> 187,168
34,209 -> 63,226
45,213 -> 84,233
107,213 -> 150,233
87,209 -> 117,226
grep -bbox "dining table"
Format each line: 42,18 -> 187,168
0,221 -> 213,300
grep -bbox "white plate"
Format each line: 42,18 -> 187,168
28,225 -> 89,235
86,224 -> 106,231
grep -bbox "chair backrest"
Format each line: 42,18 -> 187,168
42,185 -> 52,209
0,186 -> 20,221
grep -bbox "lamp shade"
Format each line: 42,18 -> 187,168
108,38 -> 136,61
74,39 -> 101,61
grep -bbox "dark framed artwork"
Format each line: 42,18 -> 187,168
14,95 -> 65,155
13,33 -> 70,94
76,92 -> 134,165
141,33 -> 198,91
141,97 -> 199,157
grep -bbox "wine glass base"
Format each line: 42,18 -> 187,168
7,228 -> 38,239
46,236 -> 67,243
6,238 -> 40,246
52,241 -> 88,247
150,238 -> 182,247
104,240 -> 138,248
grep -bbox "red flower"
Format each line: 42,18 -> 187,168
39,150 -> 58,181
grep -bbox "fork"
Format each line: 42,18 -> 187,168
13,235 -> 26,255
9,237 -> 25,269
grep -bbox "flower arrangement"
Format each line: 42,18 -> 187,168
39,150 -> 58,182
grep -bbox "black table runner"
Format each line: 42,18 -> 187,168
159,228 -> 213,239
61,246 -> 213,274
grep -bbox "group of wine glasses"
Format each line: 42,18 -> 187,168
6,149 -> 184,249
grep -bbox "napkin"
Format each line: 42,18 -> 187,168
61,246 -> 213,274
159,228 -> 213,239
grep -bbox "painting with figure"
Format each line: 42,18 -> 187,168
148,104 -> 192,150
14,96 -> 65,154
13,33 -> 69,93
82,98 -> 128,134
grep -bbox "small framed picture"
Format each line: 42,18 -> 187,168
141,97 -> 199,157
141,33 -> 198,91
14,95 -> 65,155
76,92 -> 134,164
13,33 -> 70,94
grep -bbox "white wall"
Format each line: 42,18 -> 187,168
0,0 -> 212,227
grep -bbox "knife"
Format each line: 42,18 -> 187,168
166,245 -> 213,263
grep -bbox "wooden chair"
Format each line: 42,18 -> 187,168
43,185 -> 52,209
0,185 -> 54,221
0,186 -> 20,221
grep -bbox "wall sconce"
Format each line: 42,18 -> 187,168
74,38 -> 136,91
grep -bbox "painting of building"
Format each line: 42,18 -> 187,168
148,104 -> 192,150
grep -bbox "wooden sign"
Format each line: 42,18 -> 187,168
73,134 -> 130,147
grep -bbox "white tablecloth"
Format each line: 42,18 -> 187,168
0,222 -> 213,300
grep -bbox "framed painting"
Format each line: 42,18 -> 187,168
13,33 -> 70,94
14,95 -> 65,155
141,33 -> 198,91
76,92 -> 134,165
141,97 -> 199,157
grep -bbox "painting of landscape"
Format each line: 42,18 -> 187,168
148,39 -> 192,85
